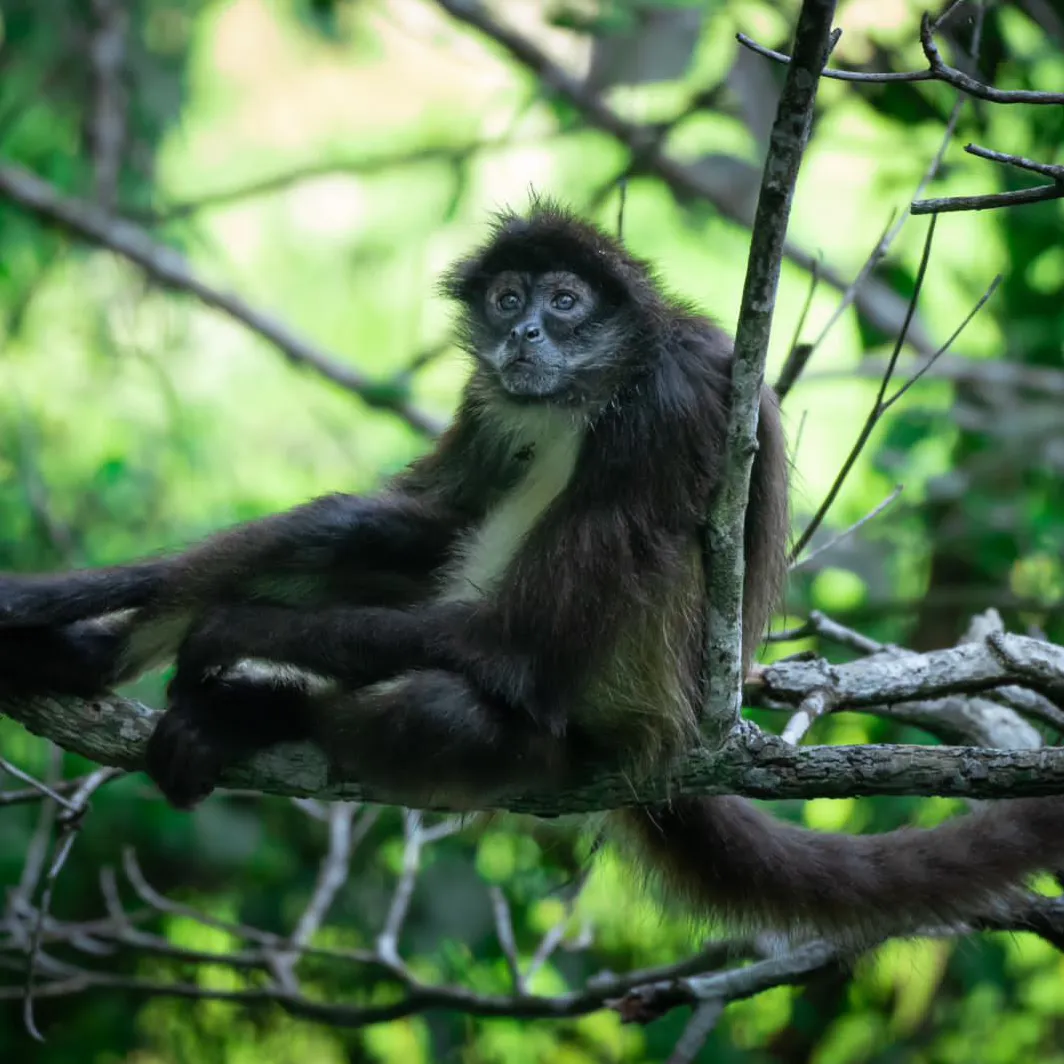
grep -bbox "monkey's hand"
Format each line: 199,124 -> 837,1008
0,619 -> 125,699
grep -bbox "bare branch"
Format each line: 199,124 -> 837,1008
964,143 -> 1064,181
145,139 -> 543,223
776,0 -> 985,391
790,485 -> 902,572
489,886 -> 525,994
270,803 -> 376,990
768,609 -> 889,654
789,214 -> 941,560
912,182 -> 1064,215
912,143 -> 1064,215
87,0 -> 128,212
736,13 -> 1064,104
376,811 -> 423,969
21,766 -> 119,1040
665,1000 -> 725,1064
0,758 -> 78,812
791,230 -> 1000,561
803,354 -> 1064,398
701,0 -> 840,745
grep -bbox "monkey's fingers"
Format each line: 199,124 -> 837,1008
0,621 -> 121,699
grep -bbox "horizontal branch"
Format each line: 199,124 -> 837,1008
0,163 -> 442,438
804,353 -> 1064,398
911,142 -> 1064,215
736,14 -> 1064,105
4,633 -> 1064,813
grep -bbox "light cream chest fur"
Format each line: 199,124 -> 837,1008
440,408 -> 584,604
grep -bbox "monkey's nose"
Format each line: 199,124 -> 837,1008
510,324 -> 543,343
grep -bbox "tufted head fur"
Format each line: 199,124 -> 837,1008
440,198 -> 676,408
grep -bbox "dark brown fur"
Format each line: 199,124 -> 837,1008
1,200 -> 1062,944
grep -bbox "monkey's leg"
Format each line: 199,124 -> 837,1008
169,602 -> 471,691
314,671 -> 566,807
0,606 -> 192,701
147,674 -> 317,809
146,669 -> 566,810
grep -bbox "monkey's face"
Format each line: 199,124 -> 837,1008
470,270 -> 619,402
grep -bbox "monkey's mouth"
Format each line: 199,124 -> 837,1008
497,365 -> 563,399
493,350 -> 563,399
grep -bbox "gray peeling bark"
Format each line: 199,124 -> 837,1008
4,632 -> 1064,815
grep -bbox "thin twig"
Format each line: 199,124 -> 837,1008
735,15 -> 1064,104
790,485 -> 903,571
912,183 -> 1064,215
270,803 -> 377,989
22,766 -> 119,1040
376,811 -> 423,969
0,758 -> 77,813
488,886 -> 525,994
784,0 -> 983,377
145,137 -> 549,223
666,1000 -> 725,1064
789,214 -> 941,561
773,256 -> 821,402
881,274 -> 1001,412
87,0 -> 128,212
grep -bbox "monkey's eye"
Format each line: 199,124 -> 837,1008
551,291 -> 578,311
496,291 -> 522,312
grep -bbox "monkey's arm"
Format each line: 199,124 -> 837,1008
0,492 -> 464,629
170,602 -> 470,690
0,402 -> 499,631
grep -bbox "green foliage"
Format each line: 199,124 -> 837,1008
2,0 -> 1064,1060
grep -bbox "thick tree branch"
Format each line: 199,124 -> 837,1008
0,163 -> 442,439
4,633 -> 1064,812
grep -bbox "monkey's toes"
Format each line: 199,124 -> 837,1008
145,706 -> 225,810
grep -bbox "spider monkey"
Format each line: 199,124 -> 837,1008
2,200 -> 1063,944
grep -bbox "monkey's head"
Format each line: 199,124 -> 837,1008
442,199 -> 663,406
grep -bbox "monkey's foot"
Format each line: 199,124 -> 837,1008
145,703 -> 229,809
147,675 -> 315,809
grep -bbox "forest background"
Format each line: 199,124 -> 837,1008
2,0 -> 1064,1061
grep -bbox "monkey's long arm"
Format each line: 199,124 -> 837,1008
0,404 -> 501,633
0,492 -> 463,629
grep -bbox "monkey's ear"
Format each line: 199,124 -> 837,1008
437,254 -> 480,305
437,206 -> 526,306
